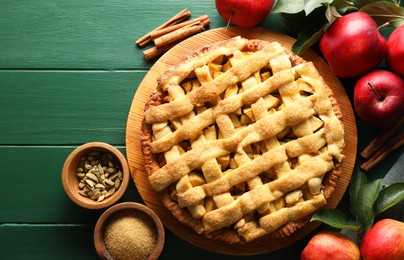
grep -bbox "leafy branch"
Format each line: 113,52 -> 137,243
271,0 -> 404,54
311,166 -> 404,240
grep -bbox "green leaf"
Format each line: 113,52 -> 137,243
272,0 -> 333,15
349,168 -> 367,218
272,0 -> 305,14
305,0 -> 333,15
360,1 -> 404,27
374,182 -> 404,215
353,0 -> 398,9
356,179 -> 382,233
311,208 -> 360,231
287,4 -> 334,54
325,5 -> 342,28
331,0 -> 359,13
292,24 -> 326,54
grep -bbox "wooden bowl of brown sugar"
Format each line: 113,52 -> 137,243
62,142 -> 130,210
94,202 -> 165,260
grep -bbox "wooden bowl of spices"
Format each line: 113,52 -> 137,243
62,142 -> 130,210
94,202 -> 165,260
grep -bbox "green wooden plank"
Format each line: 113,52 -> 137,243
0,224 -> 99,260
0,146 -> 142,224
0,70 -> 143,145
0,0 -> 223,69
0,0 -> 291,69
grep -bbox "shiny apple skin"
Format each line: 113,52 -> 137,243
301,231 -> 360,260
360,219 -> 404,260
215,0 -> 274,28
353,70 -> 404,128
319,12 -> 387,78
386,25 -> 404,78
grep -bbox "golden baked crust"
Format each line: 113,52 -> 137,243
140,36 -> 345,244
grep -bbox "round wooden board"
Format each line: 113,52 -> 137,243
125,27 -> 357,255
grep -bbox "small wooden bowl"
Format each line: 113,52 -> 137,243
62,142 -> 130,210
94,202 -> 165,260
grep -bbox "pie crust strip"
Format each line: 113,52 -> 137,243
238,194 -> 327,242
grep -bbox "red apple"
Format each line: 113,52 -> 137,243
360,219 -> 404,260
215,0 -> 274,28
319,12 -> 387,78
301,231 -> 360,260
353,70 -> 404,128
386,25 -> 404,78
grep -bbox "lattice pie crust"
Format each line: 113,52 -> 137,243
141,36 -> 345,244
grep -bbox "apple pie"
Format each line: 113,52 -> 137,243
140,36 -> 345,244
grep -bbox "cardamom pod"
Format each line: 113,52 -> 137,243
75,150 -> 122,202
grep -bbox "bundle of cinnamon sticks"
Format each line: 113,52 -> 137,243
136,9 -> 210,60
360,117 -> 404,171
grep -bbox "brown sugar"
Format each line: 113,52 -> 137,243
104,210 -> 157,260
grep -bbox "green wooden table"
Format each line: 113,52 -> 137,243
1,1 -> 402,259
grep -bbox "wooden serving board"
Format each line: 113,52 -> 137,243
125,27 -> 357,255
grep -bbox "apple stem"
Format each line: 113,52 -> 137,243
225,11 -> 234,31
378,22 -> 390,30
367,82 -> 383,101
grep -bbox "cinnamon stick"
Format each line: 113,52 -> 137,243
136,8 -> 191,47
360,131 -> 404,171
153,24 -> 205,49
361,117 -> 404,159
150,15 -> 210,40
143,43 -> 177,61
